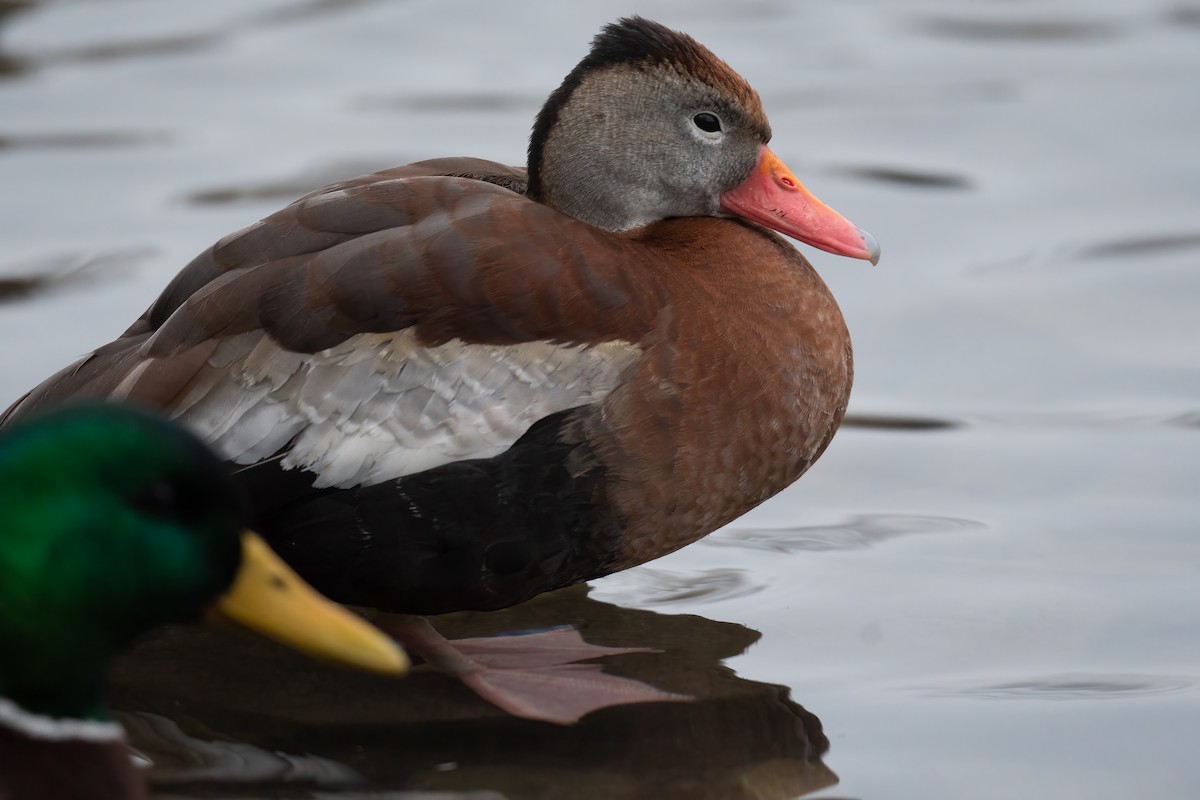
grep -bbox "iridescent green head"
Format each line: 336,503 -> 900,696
0,405 -> 246,721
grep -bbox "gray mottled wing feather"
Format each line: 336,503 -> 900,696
176,331 -> 640,488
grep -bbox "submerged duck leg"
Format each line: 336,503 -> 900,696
381,615 -> 688,725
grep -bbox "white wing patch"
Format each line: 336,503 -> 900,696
169,331 -> 640,489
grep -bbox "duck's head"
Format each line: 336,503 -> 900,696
0,405 -> 405,722
527,16 -> 879,265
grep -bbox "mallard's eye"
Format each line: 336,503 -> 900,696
133,479 -> 180,519
133,477 -> 204,524
692,113 -> 722,134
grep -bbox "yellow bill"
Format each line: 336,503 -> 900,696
208,531 -> 408,675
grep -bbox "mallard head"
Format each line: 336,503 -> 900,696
0,405 -> 405,722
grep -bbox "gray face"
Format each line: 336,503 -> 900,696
537,64 -> 766,232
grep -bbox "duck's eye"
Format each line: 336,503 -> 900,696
692,113 -> 722,134
133,477 -> 200,523
133,479 -> 180,519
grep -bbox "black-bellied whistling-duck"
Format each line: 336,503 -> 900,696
3,18 -> 878,723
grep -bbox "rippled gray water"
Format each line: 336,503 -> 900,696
2,1 -> 1198,798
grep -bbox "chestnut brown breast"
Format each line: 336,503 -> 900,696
593,218 -> 852,571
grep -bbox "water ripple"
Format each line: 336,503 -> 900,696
843,413 -> 961,431
34,31 -> 221,67
709,514 -> 985,555
1169,411 -> 1200,429
0,246 -> 155,305
118,712 -> 362,786
837,165 -> 972,191
0,130 -> 170,151
972,230 -> 1200,275
358,92 -> 540,113
968,410 -> 1196,429
930,673 -> 1197,701
0,0 -> 32,77
184,159 -> 397,206
1078,231 -> 1200,260
766,80 -> 1016,111
914,15 -> 1120,43
843,408 -> 1197,432
598,567 -> 766,607
1167,6 -> 1200,29
250,0 -> 377,26
4,0 -> 377,74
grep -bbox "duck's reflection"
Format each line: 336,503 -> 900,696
109,586 -> 835,799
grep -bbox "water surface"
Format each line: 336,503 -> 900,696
1,1 -> 1198,798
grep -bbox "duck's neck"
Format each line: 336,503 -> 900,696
527,68 -> 722,232
529,124 -> 671,232
1,649 -> 111,723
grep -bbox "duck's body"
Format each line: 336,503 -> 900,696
3,19 -> 876,721
259,207 -> 850,613
11,159 -> 850,613
0,406 -> 405,798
